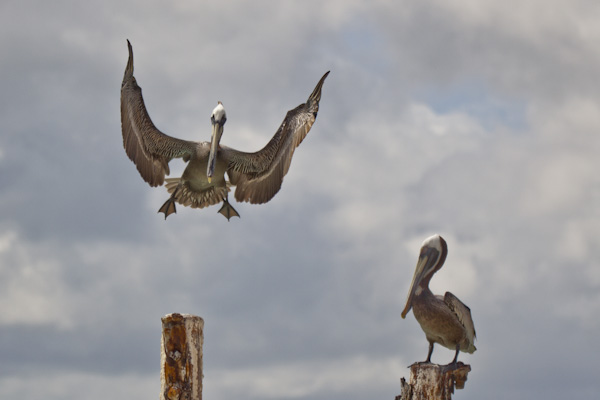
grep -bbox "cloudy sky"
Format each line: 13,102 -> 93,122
1,0 -> 599,399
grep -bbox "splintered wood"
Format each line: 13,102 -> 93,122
161,313 -> 204,400
397,363 -> 471,400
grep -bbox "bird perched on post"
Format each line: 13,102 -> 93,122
401,234 -> 476,364
120,40 -> 329,220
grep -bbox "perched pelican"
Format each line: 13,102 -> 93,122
401,234 -> 476,364
120,40 -> 329,220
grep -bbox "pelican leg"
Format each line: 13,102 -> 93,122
218,196 -> 240,221
158,187 -> 180,220
449,344 -> 460,365
425,341 -> 434,363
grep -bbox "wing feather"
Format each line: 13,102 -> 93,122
444,291 -> 477,346
120,40 -> 197,187
225,71 -> 330,204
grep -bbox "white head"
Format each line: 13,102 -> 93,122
421,234 -> 445,253
211,101 -> 227,125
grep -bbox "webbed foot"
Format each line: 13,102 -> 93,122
158,198 -> 177,219
218,199 -> 240,221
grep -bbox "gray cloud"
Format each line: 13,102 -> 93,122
1,1 -> 599,399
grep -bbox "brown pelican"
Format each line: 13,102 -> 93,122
401,234 -> 476,364
120,40 -> 329,220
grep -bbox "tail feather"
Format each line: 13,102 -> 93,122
161,177 -> 231,213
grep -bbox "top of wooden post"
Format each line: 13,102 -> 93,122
397,362 -> 472,400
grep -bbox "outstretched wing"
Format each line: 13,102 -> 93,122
224,71 -> 329,204
120,40 -> 197,187
444,291 -> 477,347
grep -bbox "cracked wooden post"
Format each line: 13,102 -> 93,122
396,363 -> 471,400
161,313 -> 204,400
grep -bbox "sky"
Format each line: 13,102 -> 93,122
1,0 -> 599,399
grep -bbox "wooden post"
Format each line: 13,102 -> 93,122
160,313 -> 204,400
396,363 -> 471,400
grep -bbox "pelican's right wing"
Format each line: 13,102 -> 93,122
120,40 -> 197,187
224,71 -> 330,204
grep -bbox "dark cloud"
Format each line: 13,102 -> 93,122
1,1 -> 599,399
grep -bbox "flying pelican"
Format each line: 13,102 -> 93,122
401,234 -> 476,364
120,40 -> 329,220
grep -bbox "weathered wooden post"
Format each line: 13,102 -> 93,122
397,362 -> 471,400
161,313 -> 204,400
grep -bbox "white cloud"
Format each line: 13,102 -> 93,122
0,232 -> 73,328
207,356 -> 405,399
0,372 -> 156,400
1,1 -> 600,399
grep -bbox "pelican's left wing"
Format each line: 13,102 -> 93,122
444,292 -> 477,345
224,71 -> 330,204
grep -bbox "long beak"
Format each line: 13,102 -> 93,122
401,248 -> 438,318
207,122 -> 223,183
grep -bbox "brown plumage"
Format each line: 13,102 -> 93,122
120,40 -> 329,220
401,234 -> 476,364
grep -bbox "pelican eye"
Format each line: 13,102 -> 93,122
211,115 -> 227,126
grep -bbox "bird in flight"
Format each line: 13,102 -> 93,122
120,40 -> 329,220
